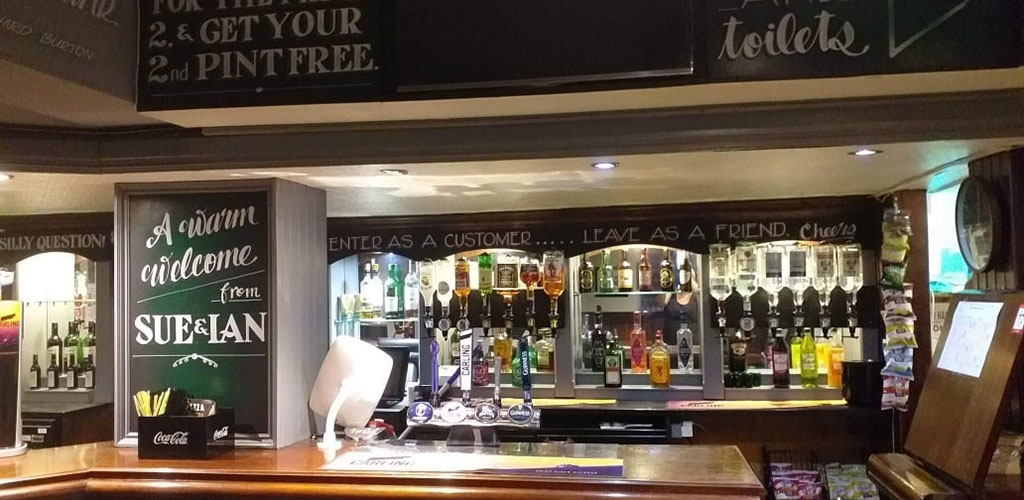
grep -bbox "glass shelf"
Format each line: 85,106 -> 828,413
576,291 -> 677,297
334,317 -> 419,324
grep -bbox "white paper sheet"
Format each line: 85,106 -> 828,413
937,301 -> 1004,378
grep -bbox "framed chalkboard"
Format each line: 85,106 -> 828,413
137,0 -> 381,110
116,186 -> 271,446
394,0 -> 695,91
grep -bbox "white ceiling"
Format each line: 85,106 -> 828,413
1,138 -> 1019,218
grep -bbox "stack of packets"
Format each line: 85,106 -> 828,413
825,464 -> 880,500
880,207 -> 915,412
770,463 -> 823,500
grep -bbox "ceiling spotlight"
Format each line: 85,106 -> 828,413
591,162 -> 618,170
380,168 -> 409,176
0,174 -> 12,182
850,149 -> 881,157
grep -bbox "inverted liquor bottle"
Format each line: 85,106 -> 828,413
418,259 -> 437,322
454,257 -> 471,318
788,247 -> 812,329
649,330 -> 670,388
519,255 -> 540,316
838,244 -> 863,333
478,252 -> 493,322
617,250 -> 633,292
629,311 -> 647,373
541,250 -> 565,327
637,248 -> 653,291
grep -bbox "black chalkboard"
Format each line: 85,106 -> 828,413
137,0 -> 380,110
706,0 -> 1021,82
395,0 -> 694,91
126,191 -> 270,442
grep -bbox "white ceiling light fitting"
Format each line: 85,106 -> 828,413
591,162 -> 618,170
849,149 -> 882,157
380,168 -> 409,176
0,173 -> 12,182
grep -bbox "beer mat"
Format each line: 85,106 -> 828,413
500,398 -> 616,407
322,448 -> 624,477
668,400 -> 847,410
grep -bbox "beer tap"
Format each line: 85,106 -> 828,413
417,260 -> 440,407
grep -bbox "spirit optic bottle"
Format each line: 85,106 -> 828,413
29,354 -> 41,390
772,333 -> 790,388
677,321 -> 694,373
47,323 -> 62,373
659,252 -> 675,292
454,257 -> 471,316
800,330 -> 818,388
542,251 -> 565,324
603,330 -> 623,388
404,266 -> 419,318
478,252 -> 493,305
637,248 -> 653,292
578,258 -> 596,293
678,257 -> 694,293
598,250 -> 615,293
46,354 -> 59,389
591,307 -> 607,373
495,253 -> 519,299
629,311 -> 647,373
649,330 -> 670,388
617,251 -> 634,292
384,263 -> 404,319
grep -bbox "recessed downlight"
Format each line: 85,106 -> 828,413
849,149 -> 881,157
591,162 -> 618,170
0,174 -> 12,182
380,168 -> 409,176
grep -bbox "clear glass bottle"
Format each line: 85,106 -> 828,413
384,263 -> 404,319
368,259 -> 385,319
629,311 -> 647,373
617,250 -> 634,292
649,330 -> 670,388
434,258 -> 454,315
637,248 -> 653,292
677,321 -> 694,373
535,328 -> 553,372
598,250 -> 615,293
418,259 -> 436,310
404,265 -> 419,318
659,251 -> 675,292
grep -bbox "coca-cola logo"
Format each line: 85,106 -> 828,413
153,431 -> 189,446
212,426 -> 229,441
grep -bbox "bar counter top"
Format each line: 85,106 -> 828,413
0,440 -> 765,500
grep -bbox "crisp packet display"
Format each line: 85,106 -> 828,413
825,464 -> 880,500
882,376 -> 911,411
772,466 -> 824,500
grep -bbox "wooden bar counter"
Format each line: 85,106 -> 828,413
0,440 -> 765,500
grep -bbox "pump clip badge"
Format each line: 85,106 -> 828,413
506,404 -> 534,425
408,402 -> 434,424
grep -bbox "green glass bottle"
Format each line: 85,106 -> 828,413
511,347 -> 523,387
598,250 -> 615,293
603,330 -> 623,388
799,330 -> 818,388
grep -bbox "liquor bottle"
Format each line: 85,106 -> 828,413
617,250 -> 634,292
46,354 -> 59,389
493,329 -> 512,373
528,335 -> 538,370
84,322 -> 96,365
649,330 -> 670,388
478,252 -> 493,306
75,329 -> 85,381
359,261 -> 374,319
659,251 -> 675,292
384,263 -> 404,319
519,256 -> 540,292
800,331 -> 818,388
678,257 -> 693,293
827,332 -> 844,388
29,354 -> 41,390
637,248 -> 653,291
598,250 -> 615,293
772,333 -> 790,388
578,258 -> 596,293
581,313 -> 594,370
815,336 -> 829,373
454,257 -> 471,315
64,322 -> 78,380
47,322 -> 62,372
591,307 -> 606,373
603,330 -> 623,388
82,355 -> 95,389
677,321 -> 694,373
728,329 -> 747,373
368,260 -> 385,319
790,330 -> 802,370
419,260 -> 436,311
536,329 -> 553,371
495,253 -> 519,292
404,266 -> 419,318
628,311 -> 647,373
472,339 -> 488,386
434,259 -> 454,313
542,251 -> 566,324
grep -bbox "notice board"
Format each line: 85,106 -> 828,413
905,292 -> 1024,490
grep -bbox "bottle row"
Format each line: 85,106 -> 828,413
730,329 -> 846,389
30,320 -> 97,390
580,307 -> 699,388
578,248 -> 694,294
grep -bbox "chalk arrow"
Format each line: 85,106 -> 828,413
889,0 -> 972,58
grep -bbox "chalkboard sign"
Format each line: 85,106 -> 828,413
137,0 -> 380,110
395,0 -> 694,91
125,191 -> 270,443
706,0 -> 1021,82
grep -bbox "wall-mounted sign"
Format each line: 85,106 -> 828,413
706,0 -> 1021,81
0,301 -> 22,450
327,196 -> 881,262
121,190 -> 270,444
137,0 -> 380,110
394,0 -> 694,92
0,213 -> 113,266
0,0 -> 137,100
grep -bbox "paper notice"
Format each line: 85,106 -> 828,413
937,301 -> 1004,378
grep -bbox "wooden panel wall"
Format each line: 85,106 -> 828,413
966,149 -> 1024,291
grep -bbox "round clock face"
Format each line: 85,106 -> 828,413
955,177 -> 1002,273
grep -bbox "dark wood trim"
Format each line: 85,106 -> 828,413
0,90 -> 1022,173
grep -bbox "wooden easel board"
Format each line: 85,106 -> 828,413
905,292 -> 1024,490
